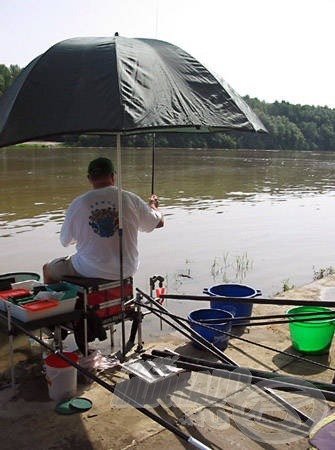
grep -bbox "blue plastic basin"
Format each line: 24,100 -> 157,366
204,283 -> 261,325
188,308 -> 233,350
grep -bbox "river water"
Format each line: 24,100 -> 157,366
1,146 -> 335,361
1,146 -> 335,296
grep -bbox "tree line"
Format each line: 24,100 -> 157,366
1,63 -> 334,151
0,64 -> 21,96
234,97 -> 335,151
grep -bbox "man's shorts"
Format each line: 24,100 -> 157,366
44,256 -> 81,282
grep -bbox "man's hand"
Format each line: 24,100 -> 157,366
148,194 -> 159,209
148,194 -> 164,228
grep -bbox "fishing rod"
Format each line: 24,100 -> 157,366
136,289 -> 237,366
142,352 -> 335,404
136,294 -> 335,372
141,354 -> 314,428
151,349 -> 335,394
135,289 -> 320,424
161,294 -> 335,308
199,310 -> 335,324
0,315 -> 211,450
186,313 -> 335,328
231,316 -> 335,328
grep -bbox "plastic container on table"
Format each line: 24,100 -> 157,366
0,280 -> 77,322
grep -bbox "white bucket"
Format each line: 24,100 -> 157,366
45,352 -> 78,401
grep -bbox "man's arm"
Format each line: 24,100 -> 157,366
60,201 -> 77,246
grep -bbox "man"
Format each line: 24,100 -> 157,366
43,157 -> 164,283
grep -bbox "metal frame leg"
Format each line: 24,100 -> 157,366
84,290 -> 88,357
109,323 -> 115,351
6,305 -> 15,389
53,326 -> 63,352
39,329 -> 43,357
136,294 -> 143,352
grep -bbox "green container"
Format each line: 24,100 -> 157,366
46,282 -> 77,300
287,306 -> 335,354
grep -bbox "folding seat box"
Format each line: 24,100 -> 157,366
82,278 -> 134,319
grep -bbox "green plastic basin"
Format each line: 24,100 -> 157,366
287,306 -> 335,354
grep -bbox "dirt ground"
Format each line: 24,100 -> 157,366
1,276 -> 335,450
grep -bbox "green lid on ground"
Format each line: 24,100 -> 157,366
69,397 -> 92,411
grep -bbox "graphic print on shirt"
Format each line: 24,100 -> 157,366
89,201 -> 119,238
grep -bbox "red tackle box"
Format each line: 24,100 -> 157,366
0,289 -> 31,300
22,299 -> 58,311
85,278 -> 134,319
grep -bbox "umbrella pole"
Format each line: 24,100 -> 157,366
116,133 -> 126,358
151,133 -> 156,194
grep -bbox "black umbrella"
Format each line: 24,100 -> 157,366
0,34 -> 266,145
0,34 -> 267,355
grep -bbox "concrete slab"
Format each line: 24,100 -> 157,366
1,276 -> 335,449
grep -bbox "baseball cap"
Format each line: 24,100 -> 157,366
87,157 -> 116,176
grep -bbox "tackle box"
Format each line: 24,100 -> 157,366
0,280 -> 77,322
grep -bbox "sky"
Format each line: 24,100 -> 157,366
0,0 -> 334,108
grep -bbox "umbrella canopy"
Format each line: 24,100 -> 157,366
0,35 -> 266,147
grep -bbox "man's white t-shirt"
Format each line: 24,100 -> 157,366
60,186 -> 162,279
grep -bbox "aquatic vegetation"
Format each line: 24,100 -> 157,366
210,252 -> 253,283
313,266 -> 335,280
281,278 -> 295,292
170,259 -> 193,291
